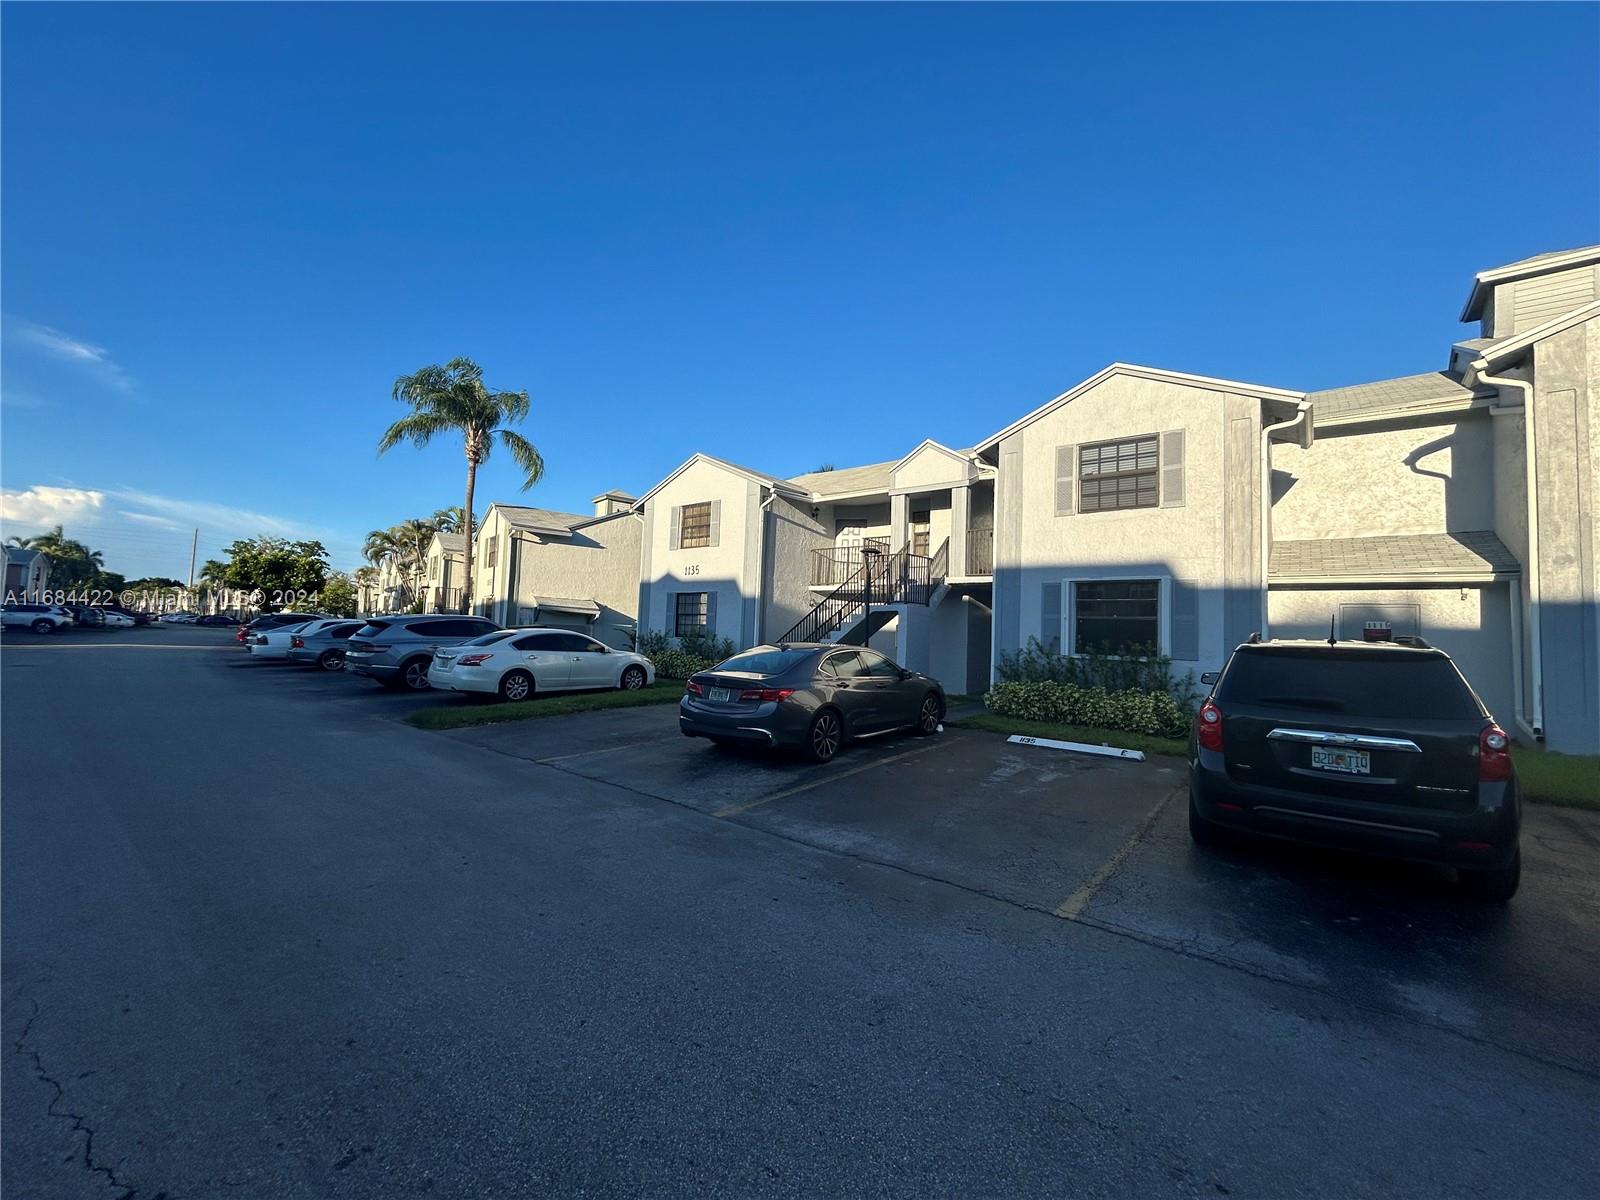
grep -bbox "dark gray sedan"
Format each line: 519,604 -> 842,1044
679,644 -> 945,763
285,620 -> 364,671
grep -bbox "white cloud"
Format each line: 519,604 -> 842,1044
0,485 -> 105,527
3,317 -> 133,392
119,510 -> 184,530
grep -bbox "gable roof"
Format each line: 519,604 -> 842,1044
486,503 -> 592,537
1461,244 -> 1600,322
786,460 -> 897,498
1270,530 -> 1519,582
976,363 -> 1305,453
1306,371 -> 1491,424
428,532 -> 465,556
633,452 -> 805,508
1470,300 -> 1600,370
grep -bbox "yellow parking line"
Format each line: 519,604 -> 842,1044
713,739 -> 947,819
1053,785 -> 1182,920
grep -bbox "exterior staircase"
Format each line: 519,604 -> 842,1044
777,538 -> 948,645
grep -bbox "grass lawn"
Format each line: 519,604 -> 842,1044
1511,746 -> 1600,811
950,712 -> 1188,759
406,679 -> 683,731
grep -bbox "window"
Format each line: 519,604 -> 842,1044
857,649 -> 903,678
1073,580 -> 1159,656
720,647 -> 813,676
679,502 -> 713,549
911,510 -> 930,557
545,633 -> 602,653
1216,649 -> 1479,719
822,650 -> 868,679
487,539 -> 498,569
675,592 -> 709,637
1079,435 -> 1159,513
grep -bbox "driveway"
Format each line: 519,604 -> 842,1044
4,625 -> 1597,1198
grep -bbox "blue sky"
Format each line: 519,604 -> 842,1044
3,1 -> 1596,580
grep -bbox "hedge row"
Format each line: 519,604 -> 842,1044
984,679 -> 1191,739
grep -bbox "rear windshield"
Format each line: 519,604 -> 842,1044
715,648 -> 814,676
353,621 -> 392,638
1216,650 -> 1480,719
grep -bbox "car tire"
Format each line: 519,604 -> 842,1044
620,665 -> 647,691
912,692 -> 943,736
398,657 -> 432,692
1459,847 -> 1521,903
805,708 -> 844,764
30,620 -> 54,635
317,649 -> 345,671
499,669 -> 534,703
1188,792 -> 1229,848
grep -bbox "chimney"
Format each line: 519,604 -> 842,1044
591,489 -> 636,517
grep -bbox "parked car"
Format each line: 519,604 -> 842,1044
64,604 -> 105,627
102,606 -> 154,626
197,614 -> 240,626
97,609 -> 136,628
286,620 -> 365,671
345,615 -> 503,690
247,620 -> 321,659
1188,638 -> 1522,901
0,602 -> 76,634
160,611 -> 199,624
428,628 -> 654,702
679,644 -> 945,763
235,612 -> 319,643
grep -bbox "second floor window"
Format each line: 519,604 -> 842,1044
1080,435 -> 1159,513
911,510 -> 930,557
487,539 -> 498,569
679,502 -> 713,548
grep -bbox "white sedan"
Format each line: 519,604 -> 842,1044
246,617 -> 357,659
99,610 -> 136,628
428,627 -> 655,702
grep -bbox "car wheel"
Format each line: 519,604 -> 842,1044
1459,847 -> 1521,903
1188,792 -> 1229,848
317,649 -> 345,671
499,669 -> 534,703
620,665 -> 647,691
806,709 -> 843,764
399,657 -> 432,691
30,620 -> 54,635
913,692 -> 943,735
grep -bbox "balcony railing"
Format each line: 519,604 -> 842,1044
811,537 -> 893,587
966,527 -> 994,576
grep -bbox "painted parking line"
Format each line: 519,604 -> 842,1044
1053,784 -> 1182,920
713,738 -> 950,819
535,738 -> 678,764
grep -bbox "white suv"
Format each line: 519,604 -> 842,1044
1,603 -> 76,633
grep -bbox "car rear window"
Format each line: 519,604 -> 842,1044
1216,650 -> 1481,719
353,621 -> 392,638
717,648 -> 814,676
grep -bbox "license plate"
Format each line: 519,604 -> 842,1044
1311,746 -> 1370,775
709,687 -> 732,703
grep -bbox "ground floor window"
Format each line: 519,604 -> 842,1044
1073,580 -> 1159,655
675,592 -> 709,637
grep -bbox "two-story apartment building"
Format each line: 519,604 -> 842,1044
470,492 -> 641,648
422,532 -> 466,613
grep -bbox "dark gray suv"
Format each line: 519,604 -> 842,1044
1189,639 -> 1521,901
345,615 -> 502,690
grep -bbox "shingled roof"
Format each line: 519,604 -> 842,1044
1305,371 -> 1489,422
1271,530 -> 1520,581
786,460 -> 898,497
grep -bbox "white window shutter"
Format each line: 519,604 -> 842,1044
669,505 -> 681,550
709,499 -> 722,547
1160,431 -> 1185,508
1055,445 -> 1075,515
1040,581 -> 1062,652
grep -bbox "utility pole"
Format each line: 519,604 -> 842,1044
187,528 -> 198,592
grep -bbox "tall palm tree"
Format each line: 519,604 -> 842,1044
362,528 -> 398,569
432,506 -> 472,534
393,517 -> 438,601
379,357 -> 542,613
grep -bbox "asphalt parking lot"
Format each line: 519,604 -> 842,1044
5,623 -> 1598,1197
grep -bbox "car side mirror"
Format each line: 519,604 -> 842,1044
1200,671 -> 1219,686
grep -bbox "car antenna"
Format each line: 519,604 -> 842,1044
1328,614 -> 1337,646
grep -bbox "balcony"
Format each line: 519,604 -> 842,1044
965,527 -> 994,576
811,537 -> 893,587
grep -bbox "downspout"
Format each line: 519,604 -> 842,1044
756,488 -> 779,643
1471,359 -> 1542,741
1260,401 -> 1312,637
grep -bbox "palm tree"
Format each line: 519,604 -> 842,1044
379,357 -> 542,613
393,517 -> 438,602
432,506 -> 472,534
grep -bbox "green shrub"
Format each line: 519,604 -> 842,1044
997,637 -> 1200,709
636,628 -> 737,679
984,679 -> 1192,739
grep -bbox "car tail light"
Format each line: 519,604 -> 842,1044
685,680 -> 703,696
1196,701 -> 1224,752
290,636 -> 305,648
458,653 -> 493,666
1479,723 -> 1511,782
740,688 -> 796,703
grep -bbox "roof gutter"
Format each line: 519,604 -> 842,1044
1260,401 -> 1312,637
1470,357 -> 1542,742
